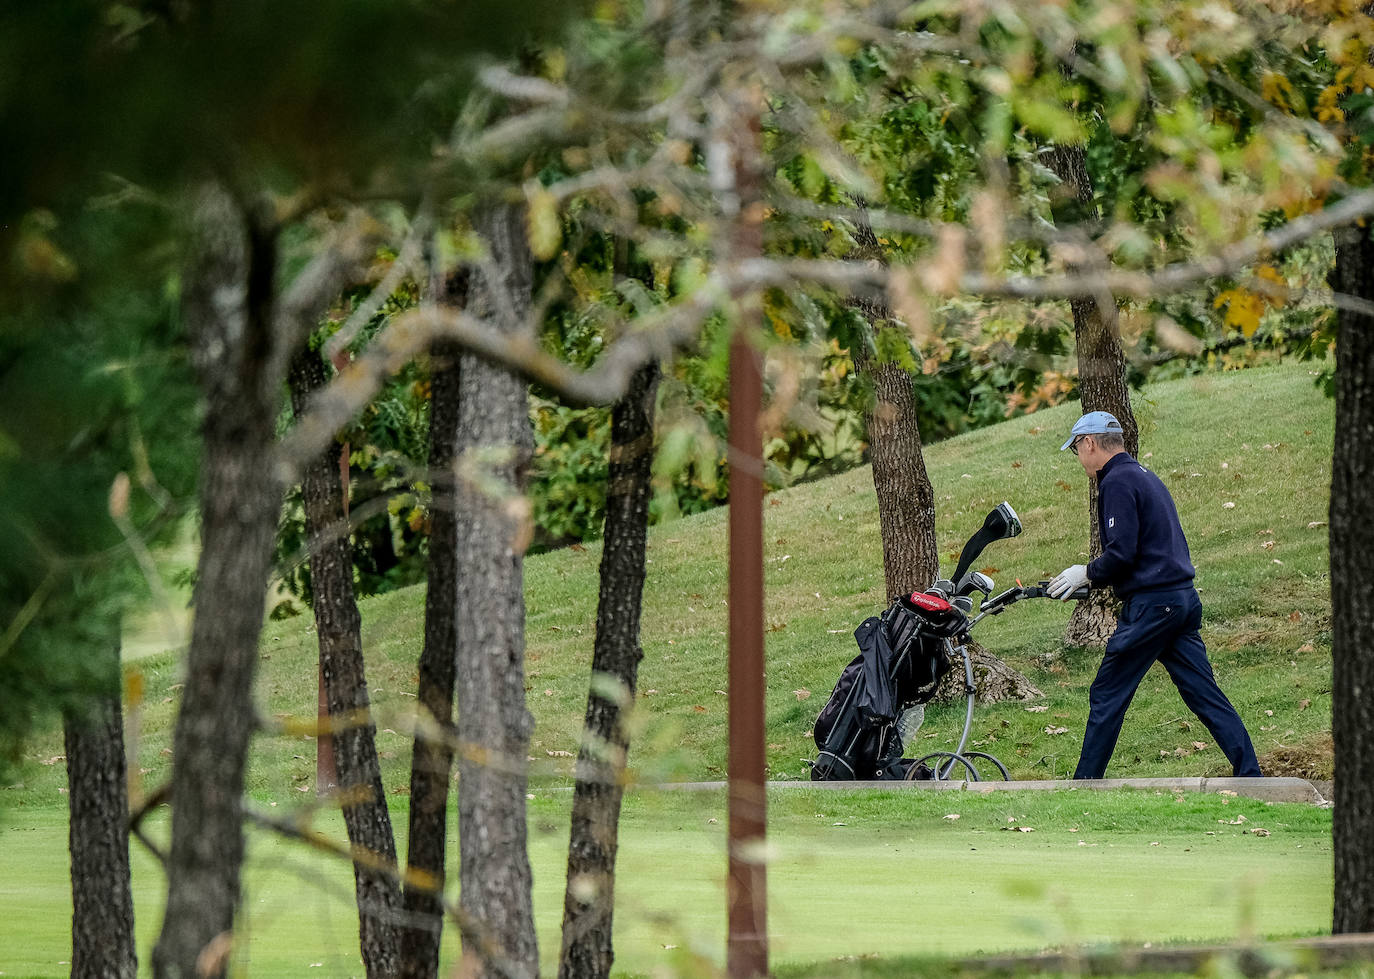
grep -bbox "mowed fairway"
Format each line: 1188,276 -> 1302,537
0,789 -> 1331,976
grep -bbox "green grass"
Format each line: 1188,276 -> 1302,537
0,789 -> 1334,977
0,361 -> 1341,974
6,359 -> 1323,807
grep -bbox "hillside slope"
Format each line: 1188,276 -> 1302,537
6,362 -> 1334,806
313,361 -> 1334,788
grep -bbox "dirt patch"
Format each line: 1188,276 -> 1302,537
1258,730 -> 1333,780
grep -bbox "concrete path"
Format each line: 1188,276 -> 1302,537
653,776 -> 1325,804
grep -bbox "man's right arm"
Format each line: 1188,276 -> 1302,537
1087,477 -> 1140,586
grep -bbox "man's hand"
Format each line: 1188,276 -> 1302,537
1048,564 -> 1089,600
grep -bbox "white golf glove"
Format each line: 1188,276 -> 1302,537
1047,564 -> 1089,600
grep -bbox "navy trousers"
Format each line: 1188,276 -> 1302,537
1074,586 -> 1262,779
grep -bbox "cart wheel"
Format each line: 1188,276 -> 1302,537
960,750 -> 1011,781
910,751 -> 980,781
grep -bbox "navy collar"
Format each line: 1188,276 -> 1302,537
1094,451 -> 1134,486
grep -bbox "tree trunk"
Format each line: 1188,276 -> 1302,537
290,347 -> 403,978
847,213 -> 939,601
1043,145 -> 1137,649
64,636 -> 137,979
932,646 -> 1044,704
558,361 -> 660,979
847,212 -> 1035,704
154,184 -> 283,979
852,342 -> 940,602
455,202 -> 539,979
1329,220 -> 1374,935
397,275 -> 468,979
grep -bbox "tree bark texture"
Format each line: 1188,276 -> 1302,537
64,637 -> 137,979
401,308 -> 469,972
558,361 -> 660,979
397,290 -> 466,978
932,646 -> 1044,705
853,341 -> 941,602
290,348 -> 403,978
1043,146 -> 1137,649
847,213 -> 939,601
154,184 -> 284,979
1329,221 -> 1374,935
455,202 -> 539,979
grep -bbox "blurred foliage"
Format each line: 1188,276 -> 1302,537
0,199 -> 197,781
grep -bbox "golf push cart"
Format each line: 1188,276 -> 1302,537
809,502 -> 1088,782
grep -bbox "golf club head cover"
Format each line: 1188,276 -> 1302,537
897,590 -> 968,639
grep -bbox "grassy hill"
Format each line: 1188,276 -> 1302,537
4,361 -> 1336,807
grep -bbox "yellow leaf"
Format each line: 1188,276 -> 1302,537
1255,264 -> 1288,308
526,187 -> 562,261
1214,288 -> 1265,337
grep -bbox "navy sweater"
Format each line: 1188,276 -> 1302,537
1086,453 -> 1195,598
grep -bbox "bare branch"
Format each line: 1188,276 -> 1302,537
270,215 -> 387,385
276,281 -> 723,479
746,189 -> 1374,303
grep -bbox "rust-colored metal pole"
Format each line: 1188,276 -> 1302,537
726,92 -> 768,979
317,349 -> 351,793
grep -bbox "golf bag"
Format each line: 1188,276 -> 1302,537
810,592 -> 964,780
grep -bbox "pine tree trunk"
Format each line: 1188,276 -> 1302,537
397,280 -> 467,979
65,636 -> 137,979
455,202 -> 539,979
558,362 -> 660,979
154,184 -> 283,979
1330,221 -> 1374,934
290,348 -> 402,978
1043,146 -> 1136,649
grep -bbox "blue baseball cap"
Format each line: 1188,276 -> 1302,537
1060,410 -> 1124,451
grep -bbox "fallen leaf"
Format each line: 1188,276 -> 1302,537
1253,828 -> 1271,837
1265,709 -> 1274,716
1289,611 -> 1302,622
1011,461 -> 1023,469
944,813 -> 961,820
1045,726 -> 1069,736
1300,698 -> 1312,710
1025,705 -> 1049,713
544,689 -> 555,697
794,688 -> 812,701
1308,521 -> 1327,529
1297,643 -> 1316,653
1223,501 -> 1236,509
1261,540 -> 1276,550
692,705 -> 707,713
1017,826 -> 1035,833
1192,741 -> 1209,750
1056,480 -> 1073,492
546,749 -> 575,758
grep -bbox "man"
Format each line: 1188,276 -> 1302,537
1048,410 -> 1262,779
